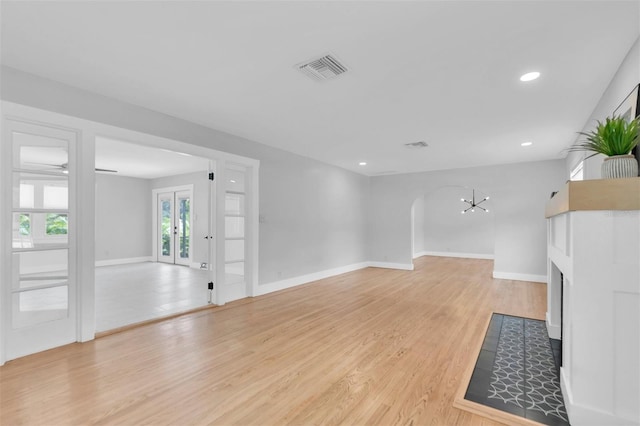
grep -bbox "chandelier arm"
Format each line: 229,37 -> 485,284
476,198 -> 488,206
476,205 -> 487,212
463,205 -> 474,213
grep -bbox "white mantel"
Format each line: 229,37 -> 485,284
546,178 -> 640,426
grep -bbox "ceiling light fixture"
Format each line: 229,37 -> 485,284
230,180 -> 236,183
521,141 -> 533,147
359,162 -> 367,166
461,189 -> 490,214
520,71 -> 540,82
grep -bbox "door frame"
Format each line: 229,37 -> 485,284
152,185 -> 194,266
0,101 -> 260,365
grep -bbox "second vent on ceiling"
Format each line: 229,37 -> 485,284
404,141 -> 429,149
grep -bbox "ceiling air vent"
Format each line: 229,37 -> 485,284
404,141 -> 429,149
297,54 -> 348,81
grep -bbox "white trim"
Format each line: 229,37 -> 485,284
560,367 -> 634,425
413,250 -> 428,259
560,367 -> 573,423
256,262 -> 370,296
418,251 -> 495,260
95,256 -> 153,267
368,261 -> 414,271
546,311 -> 561,339
20,264 -> 68,275
492,271 -> 546,283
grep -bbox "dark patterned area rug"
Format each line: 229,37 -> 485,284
465,313 -> 570,426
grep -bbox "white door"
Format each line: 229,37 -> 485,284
157,190 -> 191,266
2,120 -> 77,361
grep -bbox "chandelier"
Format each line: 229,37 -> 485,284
461,189 -> 489,214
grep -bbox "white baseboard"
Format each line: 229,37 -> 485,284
256,262 -> 370,296
413,250 -> 428,259
492,271 -> 546,283
95,256 -> 153,267
368,261 -> 414,271
546,312 -> 561,339
561,367 -> 635,425
419,251 -> 495,260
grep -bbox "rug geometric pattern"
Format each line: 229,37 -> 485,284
465,313 -> 570,426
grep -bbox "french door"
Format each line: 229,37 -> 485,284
2,119 -> 77,361
157,190 -> 191,266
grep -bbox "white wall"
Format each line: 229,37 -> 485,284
422,186 -> 495,257
1,67 -> 370,286
369,160 -> 565,278
150,172 -> 209,267
411,196 -> 424,257
95,174 -> 151,261
567,36 -> 640,180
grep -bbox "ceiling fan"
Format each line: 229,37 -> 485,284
461,189 -> 489,214
25,162 -> 118,173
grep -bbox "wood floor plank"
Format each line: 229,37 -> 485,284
0,257 -> 546,425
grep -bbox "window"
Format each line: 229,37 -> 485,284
570,161 -> 584,181
46,214 -> 68,235
19,214 -> 31,236
15,179 -> 69,244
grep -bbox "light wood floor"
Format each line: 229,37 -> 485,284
0,257 -> 546,425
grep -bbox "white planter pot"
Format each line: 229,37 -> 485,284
601,155 -> 639,179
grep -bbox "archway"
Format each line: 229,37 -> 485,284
412,185 -> 495,265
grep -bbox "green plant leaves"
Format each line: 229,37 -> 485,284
569,116 -> 639,157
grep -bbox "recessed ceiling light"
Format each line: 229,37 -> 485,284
359,162 -> 367,166
230,179 -> 236,183
521,141 -> 533,147
520,71 -> 540,82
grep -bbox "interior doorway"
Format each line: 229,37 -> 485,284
411,186 -> 495,268
94,137 -> 212,332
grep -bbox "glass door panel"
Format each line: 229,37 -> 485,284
224,239 -> 244,263
158,193 -> 174,263
224,193 -> 245,215
225,262 -> 245,285
12,285 -> 69,328
225,216 -> 245,238
175,190 -> 191,266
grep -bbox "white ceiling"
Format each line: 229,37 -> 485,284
95,137 -> 210,179
2,1 -> 639,176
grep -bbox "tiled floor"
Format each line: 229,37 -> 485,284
95,262 -> 210,332
465,313 -> 570,426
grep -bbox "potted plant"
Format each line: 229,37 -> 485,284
569,115 -> 639,178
